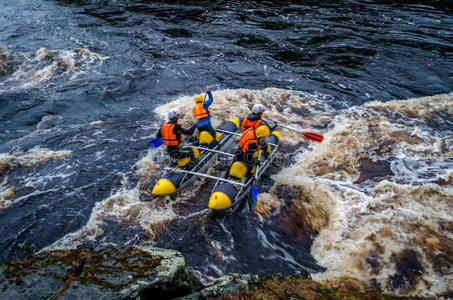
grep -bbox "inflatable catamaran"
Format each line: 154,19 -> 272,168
208,130 -> 280,212
151,118 -> 240,196
153,125 -> 281,212
151,111 -> 323,211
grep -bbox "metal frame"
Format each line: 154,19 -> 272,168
182,145 -> 235,157
215,129 -> 241,136
230,145 -> 279,211
165,168 -> 247,187
153,123 -> 280,212
209,142 -> 280,213
154,128 -> 239,197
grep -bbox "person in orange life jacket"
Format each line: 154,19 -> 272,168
240,104 -> 276,131
193,85 -> 217,147
156,108 -> 198,162
234,125 -> 270,175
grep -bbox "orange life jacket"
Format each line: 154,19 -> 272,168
161,123 -> 181,146
239,127 -> 259,153
241,114 -> 262,131
193,102 -> 209,119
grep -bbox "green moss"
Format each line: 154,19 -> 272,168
2,246 -> 165,292
3,249 -> 89,280
224,273 -> 415,300
77,247 -> 163,291
319,287 -> 414,300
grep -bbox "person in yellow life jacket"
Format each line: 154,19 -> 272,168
193,85 -> 217,147
234,125 -> 270,174
240,104 -> 276,131
156,108 -> 198,163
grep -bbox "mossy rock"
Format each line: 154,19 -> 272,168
0,243 -> 194,299
223,273 -> 415,300
180,273 -> 259,299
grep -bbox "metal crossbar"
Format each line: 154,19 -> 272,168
216,129 -> 241,136
165,168 -> 247,187
182,145 -> 235,157
217,129 -> 278,147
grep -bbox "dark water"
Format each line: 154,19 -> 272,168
1,0 -> 452,287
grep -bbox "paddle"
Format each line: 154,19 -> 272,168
262,118 -> 323,142
249,150 -> 261,211
149,137 -> 163,148
250,186 -> 258,209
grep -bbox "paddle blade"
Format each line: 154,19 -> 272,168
249,186 -> 258,209
302,132 -> 324,142
149,138 -> 163,148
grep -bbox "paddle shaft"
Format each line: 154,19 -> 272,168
254,149 -> 261,183
262,118 -> 302,134
262,118 -> 323,142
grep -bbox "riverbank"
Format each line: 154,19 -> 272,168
0,243 -> 417,299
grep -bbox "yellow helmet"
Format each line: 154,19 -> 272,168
255,125 -> 270,138
194,94 -> 204,102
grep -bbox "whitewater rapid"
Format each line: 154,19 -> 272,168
33,88 -> 453,297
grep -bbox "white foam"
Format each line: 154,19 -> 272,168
271,92 -> 453,297
0,147 -> 72,170
0,46 -> 105,92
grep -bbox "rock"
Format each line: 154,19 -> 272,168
180,273 -> 259,299
0,244 -> 412,299
222,273 -> 413,300
0,243 -> 195,300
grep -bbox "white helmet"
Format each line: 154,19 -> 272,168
252,103 -> 266,114
168,108 -> 181,120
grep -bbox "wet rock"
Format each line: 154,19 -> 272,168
225,273 -> 412,300
0,243 -> 194,300
0,242 -> 416,299
179,273 -> 258,299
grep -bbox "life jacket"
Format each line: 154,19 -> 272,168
193,102 -> 209,119
239,127 -> 259,153
160,123 -> 181,146
241,114 -> 262,131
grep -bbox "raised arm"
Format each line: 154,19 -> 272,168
203,85 -> 213,109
